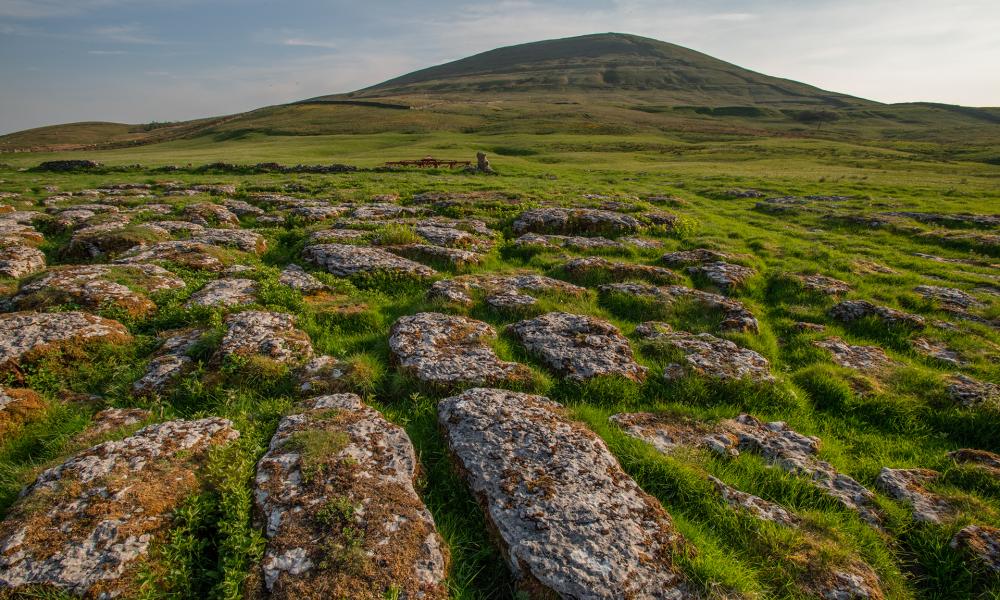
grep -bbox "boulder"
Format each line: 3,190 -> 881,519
599,283 -> 760,334
133,329 -> 206,396
10,264 -> 184,317
875,468 -> 954,523
0,311 -> 130,372
428,273 -> 584,306
351,203 -> 425,220
439,388 -> 695,599
221,311 -> 314,365
303,243 -> 436,278
659,248 -> 731,267
186,278 -> 258,308
813,337 -> 897,373
512,207 -> 642,236
252,394 -> 448,599
706,476 -> 800,527
413,224 -> 495,251
951,525 -> 1000,573
635,322 -> 774,382
914,285 -> 983,311
384,243 -> 482,268
114,240 -> 231,272
829,300 -> 926,330
514,233 -> 625,251
945,374 -> 999,408
561,256 -> 681,284
0,243 -> 45,279
279,264 -> 326,293
0,418 -> 238,596
687,262 -> 755,292
190,227 -> 267,254
795,274 -> 851,296
948,448 -> 1000,476
509,312 -> 647,382
182,202 -> 241,228
389,312 -> 530,387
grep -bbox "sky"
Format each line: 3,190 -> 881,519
1,0 -> 998,134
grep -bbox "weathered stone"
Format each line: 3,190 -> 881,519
707,476 -> 800,526
0,243 -> 45,279
221,311 -> 313,365
660,248 -> 731,267
911,337 -> 963,366
561,256 -> 681,284
384,243 -> 482,268
296,355 -> 348,394
795,274 -> 851,296
389,312 -> 529,387
852,260 -> 896,275
509,312 -> 647,381
147,219 -> 204,234
10,264 -> 184,317
224,198 -> 265,217
253,394 -> 448,599
951,525 -> 1000,573
635,322 -> 774,382
183,202 -> 241,228
114,240 -> 230,272
949,448 -> 1000,475
429,273 -> 584,306
829,300 -> 925,330
512,207 -> 642,236
351,203 -> 425,220
279,264 -> 326,293
0,311 -> 130,372
0,418 -> 238,596
945,374 -> 999,408
64,222 -> 170,259
599,283 -> 760,334
814,337 -> 897,373
687,261 -> 755,292
289,203 -> 350,222
514,232 -> 625,251
439,388 -> 694,599
81,408 -> 152,442
413,224 -> 494,251
914,285 -> 983,311
190,227 -> 267,253
186,278 -> 258,308
875,468 -> 954,523
303,243 -> 436,278
0,387 -> 47,439
133,329 -> 206,396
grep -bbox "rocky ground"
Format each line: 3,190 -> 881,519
0,168 -> 996,600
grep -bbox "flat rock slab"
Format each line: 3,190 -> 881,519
190,228 -> 267,254
562,256 -> 681,284
635,322 -> 774,382
186,278 -> 258,308
951,525 -> 1000,573
389,312 -> 530,387
875,468 -> 954,523
0,243 -> 45,279
439,388 -> 695,599
303,243 -> 436,278
659,249 -> 732,267
512,207 -> 642,236
914,285 -> 983,311
253,394 -> 448,599
949,448 -> 1000,476
829,300 -> 926,330
687,262 -> 755,292
133,329 -> 206,395
509,312 -> 648,382
945,374 -> 999,408
599,283 -> 760,333
221,311 -> 314,365
0,418 -> 239,597
279,264 -> 326,293
814,337 -> 897,373
413,224 -> 494,251
0,311 -> 131,372
182,202 -> 241,228
115,240 -> 232,272
514,233 -> 626,251
11,264 -> 184,317
385,243 -> 482,268
795,273 -> 851,295
429,273 -> 584,306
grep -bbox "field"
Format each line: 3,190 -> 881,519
0,128 -> 998,600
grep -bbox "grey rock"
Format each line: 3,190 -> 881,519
599,283 -> 760,333
687,261 -> 756,292
514,232 -> 625,251
660,248 -> 731,267
115,240 -> 229,272
509,312 -> 647,381
635,322 -> 773,382
279,264 -> 326,293
384,243 -> 483,268
951,525 -> 1000,573
0,243 -> 45,279
512,207 -> 642,236
875,468 -> 954,523
439,388 -> 695,599
814,337 -> 897,373
830,300 -> 926,330
190,227 -> 267,253
945,374 -> 999,408
133,329 -> 206,395
303,243 -> 436,278
221,311 -> 313,366
0,418 -> 238,596
562,256 -> 681,284
186,278 -> 258,308
253,394 -> 448,598
11,264 -> 184,316
429,273 -> 584,306
389,312 -> 529,386
0,311 -> 130,371
796,274 -> 851,296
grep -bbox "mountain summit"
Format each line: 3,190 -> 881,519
333,33 -> 868,108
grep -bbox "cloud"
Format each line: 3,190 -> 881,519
282,37 -> 338,49
90,23 -> 162,44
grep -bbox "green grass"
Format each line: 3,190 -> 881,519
0,117 -> 998,599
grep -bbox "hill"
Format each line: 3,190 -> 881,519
2,33 -> 999,157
